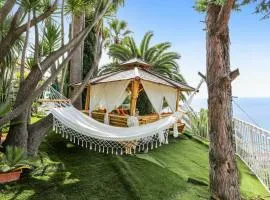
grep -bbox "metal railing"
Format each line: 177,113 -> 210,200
234,118 -> 270,192
187,117 -> 270,192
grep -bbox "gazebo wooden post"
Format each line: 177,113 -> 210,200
130,79 -> 140,116
175,88 -> 180,112
84,84 -> 91,111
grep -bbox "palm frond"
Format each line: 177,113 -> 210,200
109,44 -> 132,61
140,31 -> 153,60
148,42 -> 171,62
153,52 -> 180,66
127,36 -> 140,57
98,62 -> 121,75
105,30 -> 185,82
40,22 -> 61,55
144,42 -> 170,62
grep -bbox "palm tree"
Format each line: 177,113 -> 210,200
100,31 -> 185,82
105,18 -> 132,46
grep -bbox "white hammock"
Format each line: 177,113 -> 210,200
43,79 -> 204,155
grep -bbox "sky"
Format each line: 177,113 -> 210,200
100,0 -> 270,98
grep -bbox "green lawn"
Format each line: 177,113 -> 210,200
0,133 -> 269,200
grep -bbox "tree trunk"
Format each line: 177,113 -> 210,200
60,0 -> 67,94
2,0 -> 113,153
69,14 -> 84,109
20,12 -> 31,84
27,114 -> 53,156
4,111 -> 28,150
206,4 -> 240,200
51,62 -> 58,86
3,65 -> 43,149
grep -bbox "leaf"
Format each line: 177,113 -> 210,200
5,146 -> 26,167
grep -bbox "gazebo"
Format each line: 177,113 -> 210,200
82,58 -> 195,130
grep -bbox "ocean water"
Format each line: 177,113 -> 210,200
191,98 -> 270,132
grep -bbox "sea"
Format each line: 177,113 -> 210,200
191,98 -> 270,132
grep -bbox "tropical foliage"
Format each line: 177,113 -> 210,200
187,108 -> 208,140
0,146 -> 28,173
104,18 -> 132,46
0,17 -> 23,115
99,31 -> 185,82
0,0 -> 126,155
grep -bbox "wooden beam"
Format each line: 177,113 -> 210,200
84,84 -> 91,110
130,79 -> 140,116
175,89 -> 180,111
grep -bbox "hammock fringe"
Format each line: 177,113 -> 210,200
53,118 -> 170,155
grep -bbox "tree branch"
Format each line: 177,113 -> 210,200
222,68 -> 240,82
9,6 -> 24,30
198,72 -> 206,80
216,0 -> 235,34
0,0 -> 16,24
0,0 -> 113,127
0,1 -> 57,65
15,0 -> 58,36
0,31 -> 83,127
0,56 -> 70,127
229,68 -> 240,82
39,0 -> 112,73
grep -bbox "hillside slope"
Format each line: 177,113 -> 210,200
1,134 -> 269,200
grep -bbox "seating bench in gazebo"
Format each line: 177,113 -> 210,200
80,58 -> 194,132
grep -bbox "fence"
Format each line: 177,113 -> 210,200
234,118 -> 270,192
186,117 -> 270,192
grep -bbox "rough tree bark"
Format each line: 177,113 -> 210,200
27,114 -> 53,155
69,14 -> 84,109
206,1 -> 241,199
4,68 -> 43,150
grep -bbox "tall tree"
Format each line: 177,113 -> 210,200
106,18 -> 132,45
69,13 -> 84,109
195,0 -> 241,199
1,0 -> 121,155
66,0 -> 89,109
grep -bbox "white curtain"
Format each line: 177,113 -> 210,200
160,85 -> 178,137
141,80 -> 178,114
160,84 -> 178,112
141,80 -> 164,114
141,80 -> 179,137
89,80 -> 130,124
89,84 -> 105,112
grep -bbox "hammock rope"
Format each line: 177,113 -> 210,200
40,79 -> 204,155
